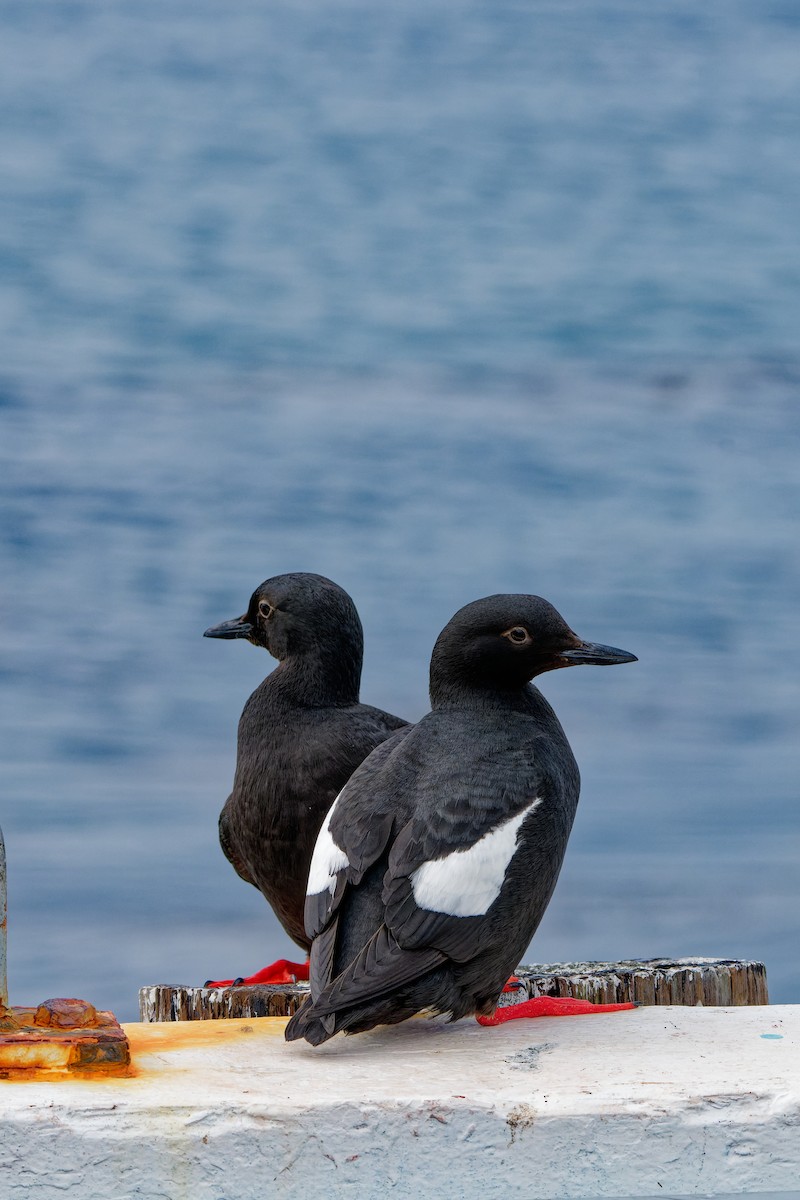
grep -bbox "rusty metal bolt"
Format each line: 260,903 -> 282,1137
34,998 -> 99,1029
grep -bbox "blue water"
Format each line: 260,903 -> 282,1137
1,1 -> 799,1022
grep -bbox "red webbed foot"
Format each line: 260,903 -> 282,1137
204,959 -> 310,988
476,995 -> 638,1026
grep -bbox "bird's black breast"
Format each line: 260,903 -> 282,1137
222,689 -> 408,949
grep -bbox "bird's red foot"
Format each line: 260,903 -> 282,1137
476,996 -> 638,1026
204,959 -> 310,988
501,975 -> 522,993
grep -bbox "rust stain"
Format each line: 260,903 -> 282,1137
126,1014 -> 288,1056
0,1060 -> 136,1084
0,1013 -> 288,1086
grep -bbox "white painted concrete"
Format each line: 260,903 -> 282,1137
0,1005 -> 798,1199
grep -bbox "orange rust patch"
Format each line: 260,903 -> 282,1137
0,1016 -> 289,1085
125,1015 -> 289,1057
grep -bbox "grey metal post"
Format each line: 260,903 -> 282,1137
0,825 -> 7,1009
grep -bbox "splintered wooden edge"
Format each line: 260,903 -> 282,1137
138,957 -> 768,1022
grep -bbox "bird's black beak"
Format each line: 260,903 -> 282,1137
203,615 -> 254,640
557,640 -> 637,667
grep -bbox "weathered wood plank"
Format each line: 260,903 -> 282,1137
517,957 -> 768,1008
139,957 -> 768,1022
139,982 -> 310,1023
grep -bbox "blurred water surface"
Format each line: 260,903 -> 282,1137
1,1 -> 799,1020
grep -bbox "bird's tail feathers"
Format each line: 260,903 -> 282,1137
284,1001 -> 335,1045
284,925 -> 445,1045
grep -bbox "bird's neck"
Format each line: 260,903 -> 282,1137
430,678 -> 542,715
268,645 -> 362,708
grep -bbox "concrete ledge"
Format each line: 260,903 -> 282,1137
0,1005 -> 798,1198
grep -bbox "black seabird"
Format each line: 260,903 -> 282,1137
203,572 -> 409,986
285,593 -> 636,1044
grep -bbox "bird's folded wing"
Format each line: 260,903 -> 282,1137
382,791 -> 545,961
304,738 -> 408,939
306,792 -> 542,1019
304,729 -> 412,993
308,916 -> 340,1000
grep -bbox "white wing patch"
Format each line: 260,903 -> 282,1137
410,797 -> 542,917
306,794 -> 350,896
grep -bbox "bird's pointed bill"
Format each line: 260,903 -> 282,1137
558,640 -> 637,666
203,615 -> 254,639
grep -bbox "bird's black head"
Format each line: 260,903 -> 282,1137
204,573 -> 364,702
429,594 -> 636,706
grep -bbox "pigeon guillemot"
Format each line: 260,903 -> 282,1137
285,593 -> 636,1044
203,572 -> 409,986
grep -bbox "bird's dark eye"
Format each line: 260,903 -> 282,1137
505,626 -> 530,645
258,600 -> 274,619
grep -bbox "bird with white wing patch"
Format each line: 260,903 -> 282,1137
286,593 -> 638,1046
